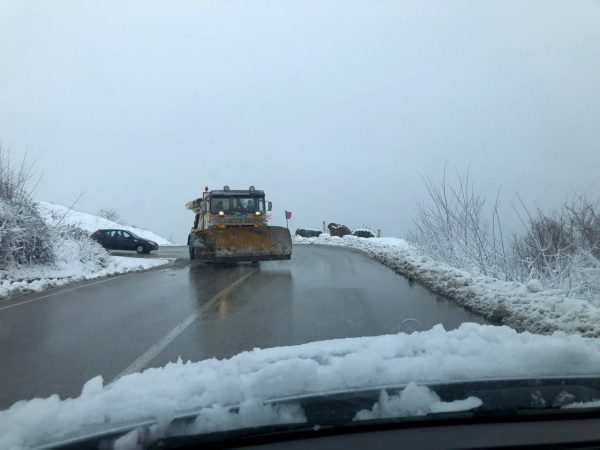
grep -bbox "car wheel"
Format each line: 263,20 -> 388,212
136,245 -> 145,254
189,246 -> 195,260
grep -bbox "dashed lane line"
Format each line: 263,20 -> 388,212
110,268 -> 258,382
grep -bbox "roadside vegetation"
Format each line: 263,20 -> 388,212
0,149 -> 110,295
97,207 -> 122,223
409,168 -> 600,305
294,168 -> 600,336
0,149 -> 54,269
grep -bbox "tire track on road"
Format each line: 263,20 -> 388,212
110,268 -> 258,382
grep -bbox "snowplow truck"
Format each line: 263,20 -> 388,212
186,186 -> 292,262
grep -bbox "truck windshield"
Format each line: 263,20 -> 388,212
210,196 -> 265,214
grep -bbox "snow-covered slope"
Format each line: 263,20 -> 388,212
36,201 -> 173,246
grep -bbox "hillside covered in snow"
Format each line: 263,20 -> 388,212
0,201 -> 172,299
36,201 -> 173,246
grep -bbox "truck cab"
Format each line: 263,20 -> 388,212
191,186 -> 272,231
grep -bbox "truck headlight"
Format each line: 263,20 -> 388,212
255,211 -> 261,216
218,211 -> 225,216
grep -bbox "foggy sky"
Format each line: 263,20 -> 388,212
1,0 -> 599,242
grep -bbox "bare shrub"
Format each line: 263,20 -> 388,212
0,149 -> 54,269
566,194 -> 600,258
409,167 -> 512,279
513,207 -> 574,278
97,208 -> 121,223
512,195 -> 600,298
410,168 -> 600,302
76,235 -> 111,269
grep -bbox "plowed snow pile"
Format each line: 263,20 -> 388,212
0,251 -> 168,299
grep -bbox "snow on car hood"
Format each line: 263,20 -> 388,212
2,323 -> 600,449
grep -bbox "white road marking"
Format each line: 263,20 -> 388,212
111,268 -> 258,382
0,259 -> 177,312
0,276 -> 125,312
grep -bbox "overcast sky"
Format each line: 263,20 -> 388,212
1,0 -> 599,241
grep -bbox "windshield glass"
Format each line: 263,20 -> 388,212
1,0 -> 599,449
210,196 -> 265,214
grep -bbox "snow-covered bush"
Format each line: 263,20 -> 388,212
58,224 -> 90,241
296,228 -> 322,238
409,169 -> 512,280
513,196 -> 600,300
410,169 -> 600,303
352,229 -> 375,238
0,149 -> 110,276
0,150 -> 54,270
52,234 -> 111,272
328,223 -> 351,237
53,224 -> 111,271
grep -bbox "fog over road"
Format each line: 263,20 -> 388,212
0,245 -> 487,409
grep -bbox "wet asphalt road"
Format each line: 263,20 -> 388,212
0,244 -> 487,409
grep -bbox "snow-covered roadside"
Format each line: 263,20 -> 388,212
0,202 -> 173,299
2,323 -> 600,449
294,235 -> 600,337
0,255 -> 170,299
36,201 -> 174,246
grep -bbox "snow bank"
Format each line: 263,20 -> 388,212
294,235 -> 600,337
36,201 -> 173,246
0,202 -> 172,299
2,323 -> 600,449
0,254 -> 169,299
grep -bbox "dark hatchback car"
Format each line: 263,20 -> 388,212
91,229 -> 159,254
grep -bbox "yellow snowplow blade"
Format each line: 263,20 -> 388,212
190,226 -> 292,262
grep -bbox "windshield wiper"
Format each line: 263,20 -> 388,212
38,377 -> 600,450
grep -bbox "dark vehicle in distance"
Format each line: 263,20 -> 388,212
91,229 -> 159,254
